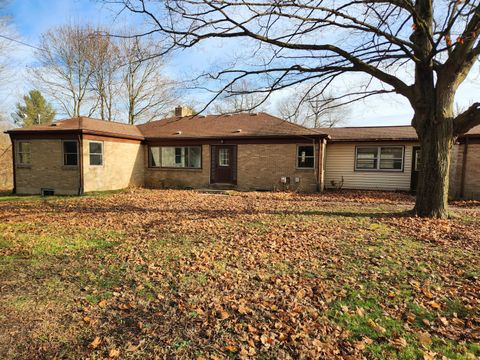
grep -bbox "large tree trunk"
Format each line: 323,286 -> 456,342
414,118 -> 454,218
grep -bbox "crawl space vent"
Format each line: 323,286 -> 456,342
41,188 -> 55,196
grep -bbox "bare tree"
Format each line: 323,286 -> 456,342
118,36 -> 175,124
117,0 -> 480,218
213,79 -> 269,113
32,24 -> 99,118
89,32 -> 121,121
0,15 -> 16,87
277,88 -> 349,128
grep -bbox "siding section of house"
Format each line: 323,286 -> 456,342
236,143 -> 318,192
15,139 -> 80,195
144,145 -> 211,189
324,142 -> 416,191
82,138 -> 144,192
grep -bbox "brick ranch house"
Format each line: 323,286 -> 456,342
5,107 -> 480,199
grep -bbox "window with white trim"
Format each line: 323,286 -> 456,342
17,141 -> 31,165
219,148 -> 229,166
149,146 -> 201,168
63,140 -> 78,166
355,146 -> 404,171
297,145 -> 315,168
89,141 -> 103,166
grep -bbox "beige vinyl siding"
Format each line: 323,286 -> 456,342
324,142 -> 417,191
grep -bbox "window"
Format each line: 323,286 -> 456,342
297,145 -> 315,168
149,146 -> 161,167
149,146 -> 201,168
379,147 -> 403,170
355,146 -> 404,171
89,141 -> 103,166
219,148 -> 229,166
17,141 -> 31,165
63,140 -> 78,166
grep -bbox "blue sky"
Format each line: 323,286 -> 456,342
1,0 -> 479,126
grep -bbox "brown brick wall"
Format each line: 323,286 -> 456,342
15,139 -> 80,195
449,142 -> 480,200
463,143 -> 480,199
237,143 -> 318,192
83,138 -> 144,192
144,143 -> 319,192
144,145 -> 211,188
449,143 -> 464,199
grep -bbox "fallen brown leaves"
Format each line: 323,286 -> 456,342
0,189 -> 478,359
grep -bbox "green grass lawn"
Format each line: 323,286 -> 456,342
0,189 -> 478,359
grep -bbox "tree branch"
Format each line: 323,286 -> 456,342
454,102 -> 480,136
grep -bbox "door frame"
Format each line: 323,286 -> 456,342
210,145 -> 237,185
410,146 -> 421,192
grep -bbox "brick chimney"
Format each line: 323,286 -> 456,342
175,106 -> 193,117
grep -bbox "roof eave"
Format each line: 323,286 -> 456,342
6,128 -> 144,141
329,137 -> 419,142
143,133 -> 328,141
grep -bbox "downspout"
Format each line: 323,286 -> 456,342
315,137 -> 321,192
460,137 -> 469,199
11,136 -> 16,194
316,137 -> 326,192
78,132 -> 84,195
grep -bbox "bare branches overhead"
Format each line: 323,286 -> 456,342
115,0 -> 480,217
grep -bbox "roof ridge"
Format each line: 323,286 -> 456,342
316,125 -> 413,129
261,112 -> 327,135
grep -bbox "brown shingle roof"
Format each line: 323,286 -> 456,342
138,112 -> 326,139
317,125 -> 480,142
7,117 -> 144,140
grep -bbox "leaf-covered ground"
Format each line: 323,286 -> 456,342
0,189 -> 479,359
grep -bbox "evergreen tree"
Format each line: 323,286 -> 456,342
15,90 -> 56,127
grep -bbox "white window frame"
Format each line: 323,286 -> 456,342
355,145 -> 404,172
62,140 -> 79,166
89,141 -> 104,166
296,145 -> 315,169
16,141 -> 31,165
218,148 -> 230,167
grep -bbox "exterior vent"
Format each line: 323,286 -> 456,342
50,123 -> 58,126
173,131 -> 182,135
225,114 -> 232,117
41,188 -> 55,196
233,129 -> 242,133
198,115 -> 206,118
250,113 -> 258,116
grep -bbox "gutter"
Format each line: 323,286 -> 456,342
5,129 -> 144,141
78,133 -> 84,195
11,139 -> 16,194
